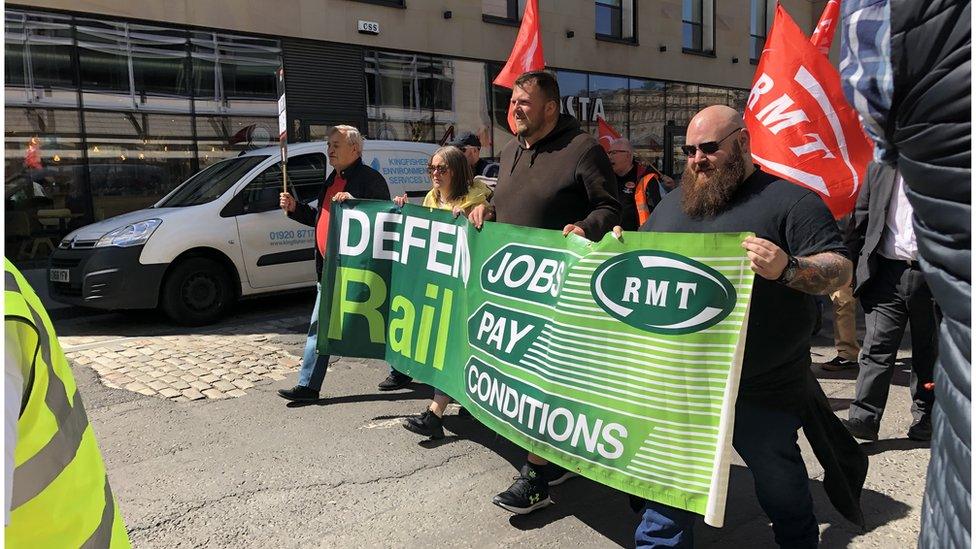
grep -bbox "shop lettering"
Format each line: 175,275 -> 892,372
561,96 -> 606,123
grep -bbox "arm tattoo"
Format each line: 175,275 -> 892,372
786,252 -> 853,295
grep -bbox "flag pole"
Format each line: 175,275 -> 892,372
277,66 -> 289,197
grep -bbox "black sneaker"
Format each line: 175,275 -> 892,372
403,409 -> 445,439
377,371 -> 412,391
908,417 -> 932,441
541,463 -> 578,486
841,417 -> 879,441
276,385 -> 319,402
821,356 -> 858,371
492,464 -> 553,515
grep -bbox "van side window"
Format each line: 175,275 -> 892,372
287,154 -> 328,203
241,153 -> 327,213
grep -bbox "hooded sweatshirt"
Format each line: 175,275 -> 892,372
492,114 -> 620,239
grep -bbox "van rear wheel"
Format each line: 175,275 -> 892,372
161,257 -> 234,325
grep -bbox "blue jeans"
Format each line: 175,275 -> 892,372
635,400 -> 818,548
298,284 -> 331,392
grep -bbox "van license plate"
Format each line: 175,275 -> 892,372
49,269 -> 70,283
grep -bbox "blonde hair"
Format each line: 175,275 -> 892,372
328,125 -> 364,153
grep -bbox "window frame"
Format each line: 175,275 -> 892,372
483,0 -> 522,26
595,0 -> 624,40
349,0 -> 406,8
749,0 -> 774,64
681,0 -> 715,56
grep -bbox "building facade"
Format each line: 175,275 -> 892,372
5,0 -> 830,266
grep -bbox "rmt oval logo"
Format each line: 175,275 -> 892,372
590,251 -> 738,335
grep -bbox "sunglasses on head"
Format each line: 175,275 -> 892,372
427,165 -> 450,175
681,128 -> 742,157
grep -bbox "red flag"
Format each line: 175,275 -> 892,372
493,0 -> 546,88
744,5 -> 872,218
494,0 -> 546,134
597,116 -> 622,153
23,138 -> 42,170
809,0 -> 840,55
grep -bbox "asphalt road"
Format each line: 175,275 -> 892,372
55,294 -> 929,548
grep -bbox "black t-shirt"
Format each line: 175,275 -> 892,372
641,168 -> 848,400
617,163 -> 641,231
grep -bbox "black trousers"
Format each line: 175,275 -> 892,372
849,257 -> 939,430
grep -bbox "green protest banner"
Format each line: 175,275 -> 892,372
319,200 -> 754,527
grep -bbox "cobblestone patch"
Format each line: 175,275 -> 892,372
63,318 -> 305,402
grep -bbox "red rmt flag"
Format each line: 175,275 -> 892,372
809,0 -> 840,55
494,0 -> 546,133
597,116 -> 622,153
744,4 -> 872,218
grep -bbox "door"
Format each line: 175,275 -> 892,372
235,153 -> 327,289
663,124 -> 688,180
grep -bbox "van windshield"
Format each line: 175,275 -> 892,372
156,156 -> 268,207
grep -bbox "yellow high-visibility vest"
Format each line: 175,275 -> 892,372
4,258 -> 130,548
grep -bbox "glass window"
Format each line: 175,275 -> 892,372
683,0 -> 713,53
157,155 -> 266,208
85,111 -> 196,220
556,70 -> 589,130
433,59 -> 492,157
750,0 -> 772,62
77,18 -> 192,112
6,11 -> 79,109
241,153 -> 326,213
588,74 -> 628,140
666,82 -> 699,127
195,115 -> 278,167
596,0 -> 623,38
191,31 -> 281,116
698,85 -> 729,110
729,89 -> 749,114
483,0 -> 521,21
682,0 -> 703,50
365,50 -> 435,142
5,107 -> 87,264
628,79 -> 666,170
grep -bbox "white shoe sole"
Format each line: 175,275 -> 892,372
547,471 -> 578,487
492,496 -> 553,515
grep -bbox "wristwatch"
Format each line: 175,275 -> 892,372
776,255 -> 799,284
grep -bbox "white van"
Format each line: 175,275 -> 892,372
48,140 -> 438,325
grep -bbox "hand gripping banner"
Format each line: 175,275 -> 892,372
318,200 -> 754,526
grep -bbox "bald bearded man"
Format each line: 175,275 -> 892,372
630,105 -> 867,548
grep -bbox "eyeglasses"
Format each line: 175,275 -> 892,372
608,150 -> 630,156
427,165 -> 450,175
681,128 -> 742,157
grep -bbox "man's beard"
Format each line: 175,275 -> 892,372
681,142 -> 747,218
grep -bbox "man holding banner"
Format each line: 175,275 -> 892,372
634,105 -> 866,547
277,125 -> 398,403
470,70 -> 620,514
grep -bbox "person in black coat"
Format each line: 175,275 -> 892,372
841,161 -> 939,442
275,125 -> 406,403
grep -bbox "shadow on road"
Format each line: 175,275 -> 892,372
425,413 -> 913,548
859,438 -> 931,456
51,289 -> 316,338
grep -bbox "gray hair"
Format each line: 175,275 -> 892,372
328,125 -> 364,152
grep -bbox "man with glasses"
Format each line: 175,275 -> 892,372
277,125 -> 408,403
469,70 -> 619,515
632,105 -> 866,547
607,137 -> 675,230
449,132 -> 490,177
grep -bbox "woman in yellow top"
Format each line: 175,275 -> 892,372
393,145 -> 491,440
